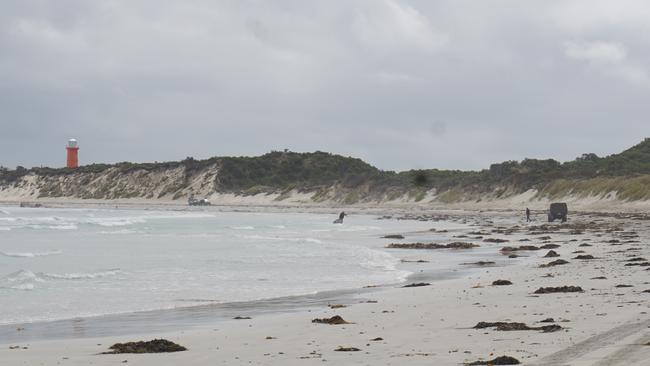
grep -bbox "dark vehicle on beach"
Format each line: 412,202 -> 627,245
548,202 -> 568,222
188,195 -> 211,206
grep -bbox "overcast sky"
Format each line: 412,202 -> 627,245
1,0 -> 649,171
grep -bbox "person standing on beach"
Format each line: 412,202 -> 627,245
525,208 -> 531,222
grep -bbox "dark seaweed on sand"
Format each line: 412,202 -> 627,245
103,339 -> 187,354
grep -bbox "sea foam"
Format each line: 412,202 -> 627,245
41,269 -> 122,280
1,250 -> 63,258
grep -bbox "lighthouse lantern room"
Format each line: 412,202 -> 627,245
66,139 -> 79,168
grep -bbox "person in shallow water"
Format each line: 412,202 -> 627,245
526,208 -> 531,222
333,212 -> 346,224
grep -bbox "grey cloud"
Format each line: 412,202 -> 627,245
1,0 -> 649,171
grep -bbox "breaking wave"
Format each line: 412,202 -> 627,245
231,225 -> 255,230
0,270 -> 44,291
0,269 -> 123,291
26,224 -> 78,230
1,250 -> 63,258
359,249 -> 410,283
98,229 -> 138,235
41,269 -> 122,280
241,234 -> 322,244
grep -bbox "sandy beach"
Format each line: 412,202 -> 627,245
3,1 -> 650,364
1,208 -> 648,365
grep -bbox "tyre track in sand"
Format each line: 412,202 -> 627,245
530,319 -> 650,366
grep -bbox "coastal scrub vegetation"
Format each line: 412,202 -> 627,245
2,139 -> 650,202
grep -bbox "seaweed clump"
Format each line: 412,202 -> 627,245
103,339 -> 187,354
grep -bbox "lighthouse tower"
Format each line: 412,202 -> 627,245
66,139 -> 79,168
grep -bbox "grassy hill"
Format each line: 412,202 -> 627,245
1,139 -> 649,203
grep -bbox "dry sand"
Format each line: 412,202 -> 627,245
1,210 -> 649,365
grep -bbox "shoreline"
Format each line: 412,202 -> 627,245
1,207 -> 649,365
0,245 -> 494,344
3,194 -> 650,214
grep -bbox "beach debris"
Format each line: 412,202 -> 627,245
299,350 -> 323,359
462,261 -> 496,266
537,236 -> 552,240
473,321 -> 562,332
641,290 -> 650,293
492,280 -> 513,286
382,234 -> 404,239
534,286 -> 583,294
328,304 -> 346,309
626,257 -> 647,262
539,244 -> 561,249
233,316 -> 251,320
370,337 -> 384,341
401,259 -> 429,263
573,255 -> 595,260
469,231 -> 491,235
590,276 -> 607,279
265,336 -> 276,340
625,262 -> 650,266
615,284 -> 633,288
539,259 -> 569,268
484,238 -> 509,243
579,243 -> 592,247
500,245 -> 539,252
508,254 -> 519,258
539,318 -> 555,323
544,250 -> 560,258
402,282 -> 430,288
312,315 -> 349,325
103,339 -> 187,354
386,242 -> 478,249
467,355 -> 520,365
334,346 -> 361,352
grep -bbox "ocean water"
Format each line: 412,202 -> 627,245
0,206 -> 460,326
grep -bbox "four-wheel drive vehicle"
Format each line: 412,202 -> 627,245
548,202 -> 568,222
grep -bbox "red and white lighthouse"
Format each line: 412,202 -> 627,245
66,139 -> 79,168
